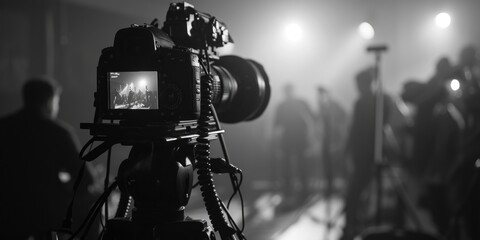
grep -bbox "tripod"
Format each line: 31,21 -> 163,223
61,123 -> 240,240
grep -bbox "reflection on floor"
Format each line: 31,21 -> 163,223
184,176 -> 440,240
185,184 -> 346,240
270,194 -> 344,240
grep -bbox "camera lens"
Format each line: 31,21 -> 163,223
210,55 -> 271,123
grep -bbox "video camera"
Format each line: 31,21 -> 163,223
88,2 -> 269,141
71,2 -> 270,240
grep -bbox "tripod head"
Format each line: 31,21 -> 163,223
102,139 -> 214,240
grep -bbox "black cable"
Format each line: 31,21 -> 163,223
78,135 -> 114,233
69,183 -> 112,240
81,199 -> 105,240
238,171 -> 243,188
224,175 -> 239,228
196,52 -> 236,239
71,182 -> 117,240
227,174 -> 238,208
236,172 -> 246,233
104,142 -> 112,227
68,181 -> 118,240
210,103 -> 247,234
79,137 -> 96,159
226,172 -> 245,233
62,161 -> 86,230
62,137 -> 96,230
220,200 -> 247,240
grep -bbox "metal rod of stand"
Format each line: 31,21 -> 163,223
322,96 -> 334,240
367,45 -> 388,226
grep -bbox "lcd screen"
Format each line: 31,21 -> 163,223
108,71 -> 158,109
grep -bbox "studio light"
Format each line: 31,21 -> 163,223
358,22 -> 375,40
284,23 -> 303,43
435,12 -> 451,29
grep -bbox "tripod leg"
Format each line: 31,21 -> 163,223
383,163 -> 425,231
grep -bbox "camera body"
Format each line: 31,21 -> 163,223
97,25 -> 202,123
96,1 -> 230,124
95,2 -> 233,125
88,2 -> 270,140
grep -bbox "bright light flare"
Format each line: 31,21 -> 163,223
450,79 -> 460,91
284,23 -> 303,42
436,12 -> 451,29
358,22 -> 375,40
138,78 -> 147,89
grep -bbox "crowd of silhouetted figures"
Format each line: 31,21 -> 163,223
272,45 -> 480,240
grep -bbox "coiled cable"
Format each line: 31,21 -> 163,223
195,51 -> 236,239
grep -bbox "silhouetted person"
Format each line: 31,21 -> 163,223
145,85 -> 153,108
403,57 -> 464,236
401,57 -> 459,176
342,67 -> 393,239
315,87 -> 349,195
447,45 -> 480,240
112,87 -> 122,108
273,83 -> 314,207
0,77 -> 92,239
127,86 -> 135,108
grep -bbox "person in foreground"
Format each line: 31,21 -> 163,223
0,76 -> 93,239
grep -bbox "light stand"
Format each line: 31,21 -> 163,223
318,89 -> 340,240
365,45 -> 426,233
367,44 -> 388,225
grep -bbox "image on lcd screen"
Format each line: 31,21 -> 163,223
108,71 -> 158,109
